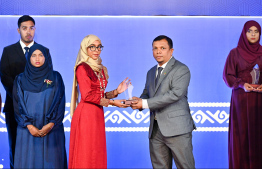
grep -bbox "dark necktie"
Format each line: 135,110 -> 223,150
155,67 -> 163,87
24,47 -> 29,59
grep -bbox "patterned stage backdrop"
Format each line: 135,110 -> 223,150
0,16 -> 261,168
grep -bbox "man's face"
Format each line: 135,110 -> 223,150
152,39 -> 174,66
17,20 -> 35,45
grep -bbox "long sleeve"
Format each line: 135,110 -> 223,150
105,90 -> 118,99
223,49 -> 245,89
141,77 -> 150,109
45,72 -> 65,125
142,99 -> 149,109
13,76 -> 34,127
140,88 -> 150,99
76,64 -> 102,105
147,65 -> 190,110
0,48 -> 14,98
140,71 -> 150,99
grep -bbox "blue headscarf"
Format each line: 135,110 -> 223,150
21,44 -> 54,92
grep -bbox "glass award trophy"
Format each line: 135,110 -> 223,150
250,64 -> 260,88
124,84 -> 134,105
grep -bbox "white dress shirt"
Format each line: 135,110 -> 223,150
20,39 -> 34,54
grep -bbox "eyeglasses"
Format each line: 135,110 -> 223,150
88,45 -> 104,51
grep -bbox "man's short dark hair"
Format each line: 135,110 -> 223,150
152,35 -> 173,49
18,15 -> 35,28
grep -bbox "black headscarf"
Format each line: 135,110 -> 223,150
21,44 -> 54,92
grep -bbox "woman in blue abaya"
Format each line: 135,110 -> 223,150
12,44 -> 67,168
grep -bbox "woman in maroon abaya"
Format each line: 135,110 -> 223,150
223,20 -> 262,168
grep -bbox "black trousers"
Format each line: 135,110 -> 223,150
5,111 -> 17,169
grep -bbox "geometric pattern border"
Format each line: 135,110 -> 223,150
58,127 -> 230,132
1,102 -> 230,132
1,127 -> 228,132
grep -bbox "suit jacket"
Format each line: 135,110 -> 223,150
0,41 -> 49,113
140,57 -> 195,138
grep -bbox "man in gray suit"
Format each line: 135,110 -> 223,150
131,35 -> 196,169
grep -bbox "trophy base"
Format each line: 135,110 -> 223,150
123,100 -> 134,105
251,84 -> 260,89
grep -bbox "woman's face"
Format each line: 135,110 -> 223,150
86,40 -> 102,60
30,49 -> 45,67
246,26 -> 260,44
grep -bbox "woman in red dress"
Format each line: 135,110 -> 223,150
223,20 -> 262,168
69,34 -> 130,168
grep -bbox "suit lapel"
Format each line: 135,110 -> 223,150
15,41 -> 37,63
154,57 -> 176,94
14,41 -> 27,64
15,41 -> 24,57
150,66 -> 157,93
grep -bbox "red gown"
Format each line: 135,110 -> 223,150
69,63 -> 108,168
223,48 -> 262,168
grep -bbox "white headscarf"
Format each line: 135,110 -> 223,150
70,35 -> 109,117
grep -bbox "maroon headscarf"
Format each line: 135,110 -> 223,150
237,20 -> 262,63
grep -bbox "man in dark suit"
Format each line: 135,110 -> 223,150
131,35 -> 196,168
0,15 -> 49,169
